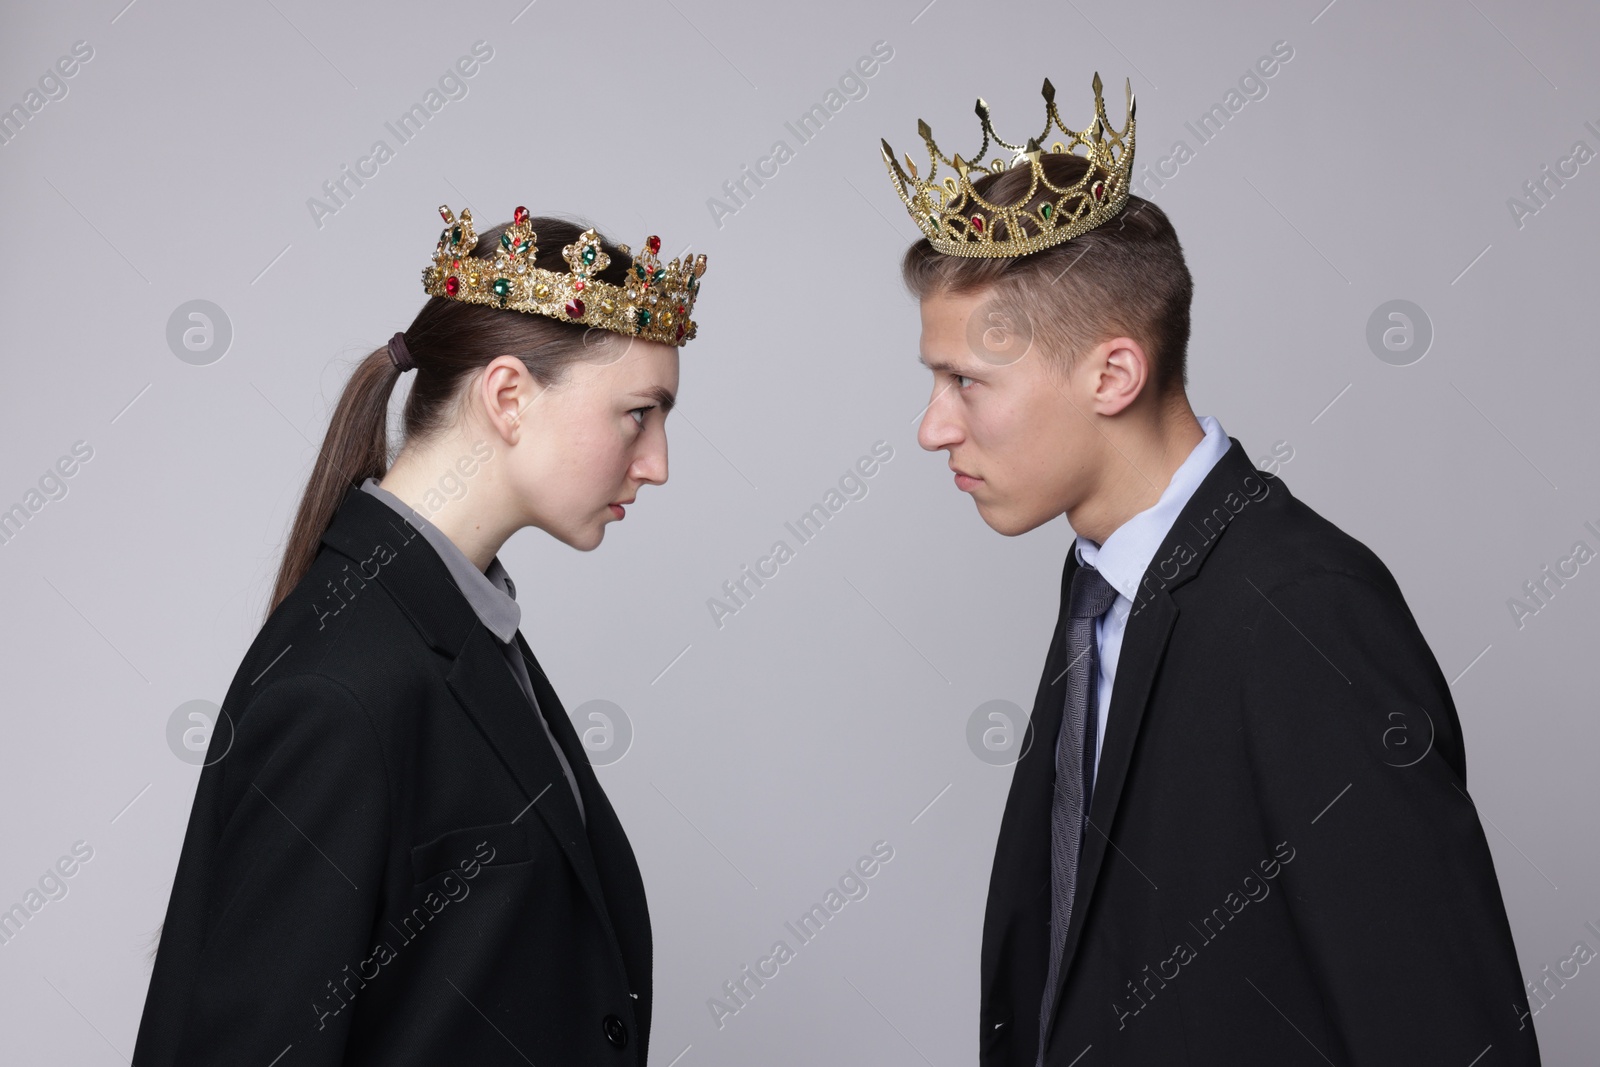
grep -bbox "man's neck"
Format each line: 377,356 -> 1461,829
1069,405 -> 1206,547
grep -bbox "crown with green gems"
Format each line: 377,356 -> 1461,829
880,73 -> 1136,258
421,204 -> 708,347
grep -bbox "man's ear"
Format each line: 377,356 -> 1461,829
1087,335 -> 1150,416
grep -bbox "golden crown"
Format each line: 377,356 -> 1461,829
420,205 -> 708,347
880,73 -> 1136,258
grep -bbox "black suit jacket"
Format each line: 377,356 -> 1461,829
981,438 -> 1539,1066
134,486 -> 652,1066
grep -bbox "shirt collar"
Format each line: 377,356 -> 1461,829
359,478 -> 521,643
1072,414 -> 1231,604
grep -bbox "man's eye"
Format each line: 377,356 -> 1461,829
630,406 -> 654,428
955,374 -> 975,389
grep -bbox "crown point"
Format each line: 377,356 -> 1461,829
1041,78 -> 1055,102
904,152 -> 919,179
917,119 -> 933,141
693,254 -> 707,278
1092,71 -> 1103,94
975,97 -> 990,120
513,205 -> 529,224
646,235 -> 661,254
438,205 -> 455,224
617,243 -> 631,256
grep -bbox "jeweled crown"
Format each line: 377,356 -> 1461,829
880,73 -> 1136,258
421,205 -> 708,347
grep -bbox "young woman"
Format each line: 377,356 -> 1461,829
133,206 -> 707,1066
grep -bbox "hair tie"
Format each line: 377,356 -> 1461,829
387,331 -> 414,372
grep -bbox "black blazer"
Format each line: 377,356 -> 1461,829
982,438 -> 1539,1066
134,486 -> 652,1066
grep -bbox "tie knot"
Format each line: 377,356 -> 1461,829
1069,563 -> 1119,620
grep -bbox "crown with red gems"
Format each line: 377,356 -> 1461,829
420,205 -> 708,347
880,73 -> 1136,258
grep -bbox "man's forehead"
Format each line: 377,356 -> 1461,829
918,299 -> 991,375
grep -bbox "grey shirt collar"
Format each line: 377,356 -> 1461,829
359,478 -> 521,643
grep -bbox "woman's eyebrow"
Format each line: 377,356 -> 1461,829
634,385 -> 676,412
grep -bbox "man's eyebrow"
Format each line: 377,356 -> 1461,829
918,353 -> 973,374
636,385 -> 676,413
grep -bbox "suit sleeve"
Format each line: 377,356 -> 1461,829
1238,568 -> 1538,1064
172,674 -> 391,1065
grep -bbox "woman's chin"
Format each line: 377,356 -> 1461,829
570,523 -> 606,552
540,512 -> 612,552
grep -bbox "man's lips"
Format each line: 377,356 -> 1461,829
952,466 -> 981,491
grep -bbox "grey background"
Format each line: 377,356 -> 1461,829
2,0 -> 1596,1062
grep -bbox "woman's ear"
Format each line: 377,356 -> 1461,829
478,355 -> 535,444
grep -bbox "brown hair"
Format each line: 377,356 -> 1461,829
267,215 -> 634,615
900,151 -> 1192,394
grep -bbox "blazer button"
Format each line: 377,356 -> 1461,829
602,1013 -> 628,1048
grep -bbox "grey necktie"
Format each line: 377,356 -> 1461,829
1037,561 -> 1118,1062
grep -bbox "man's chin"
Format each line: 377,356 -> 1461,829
976,501 -> 1054,538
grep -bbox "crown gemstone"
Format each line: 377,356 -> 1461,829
574,280 -> 585,291
1092,180 -> 1105,200
638,309 -> 652,327
582,246 -> 596,266
492,277 -> 511,298
566,297 -> 585,318
451,225 -> 462,246
513,205 -> 529,224
676,322 -> 685,340
445,275 -> 460,296
971,215 -> 984,232
646,235 -> 661,254
1041,203 -> 1053,219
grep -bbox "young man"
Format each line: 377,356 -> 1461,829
881,77 -> 1539,1065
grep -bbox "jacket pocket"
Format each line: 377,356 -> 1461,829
410,820 -> 536,886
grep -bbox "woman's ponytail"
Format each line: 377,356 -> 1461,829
267,345 -> 406,616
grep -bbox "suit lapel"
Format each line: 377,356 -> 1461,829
317,487 -> 624,956
512,629 -> 652,994
443,627 -> 613,914
1043,439 -> 1268,1028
